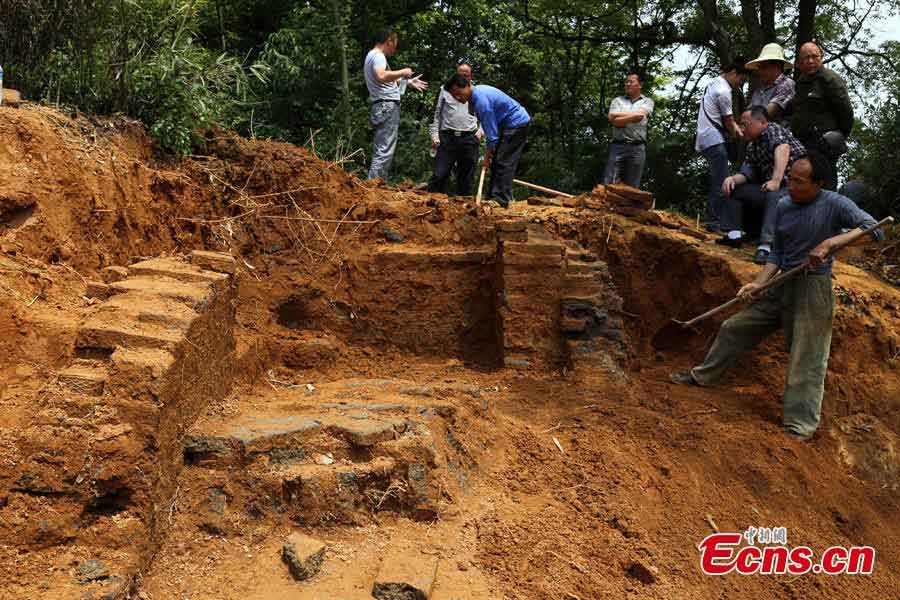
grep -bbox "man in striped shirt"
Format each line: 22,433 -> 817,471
427,63 -> 483,196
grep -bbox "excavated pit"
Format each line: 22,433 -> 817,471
0,105 -> 899,599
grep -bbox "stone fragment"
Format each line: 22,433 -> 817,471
282,532 -> 327,581
76,560 -> 110,583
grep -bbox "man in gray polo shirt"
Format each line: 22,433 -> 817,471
364,29 -> 427,180
603,72 -> 654,188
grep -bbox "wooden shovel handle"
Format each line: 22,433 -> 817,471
475,165 -> 487,206
681,216 -> 894,328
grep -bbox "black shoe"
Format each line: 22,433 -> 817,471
715,235 -> 743,248
753,248 -> 770,265
669,371 -> 699,386
703,222 -> 722,233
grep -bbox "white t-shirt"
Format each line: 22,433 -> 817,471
695,76 -> 733,152
364,49 -> 405,102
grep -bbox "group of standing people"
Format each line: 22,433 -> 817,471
362,29 -> 888,443
363,29 -> 531,208
670,44 -> 885,443
696,42 -> 856,264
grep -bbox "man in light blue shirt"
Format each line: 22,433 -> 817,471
363,29 -> 427,180
446,75 -> 530,207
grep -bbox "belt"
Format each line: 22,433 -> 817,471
371,98 -> 400,105
614,139 -> 646,145
440,129 -> 477,137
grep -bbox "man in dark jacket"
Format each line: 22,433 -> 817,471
790,42 -> 854,190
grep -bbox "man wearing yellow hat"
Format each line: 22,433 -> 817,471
746,43 -> 795,125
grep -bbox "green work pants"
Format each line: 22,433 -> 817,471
691,274 -> 835,437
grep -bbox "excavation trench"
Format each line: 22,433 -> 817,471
2,107 -> 900,598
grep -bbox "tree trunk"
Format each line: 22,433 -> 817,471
759,0 -> 776,43
332,0 -> 351,139
796,0 -> 817,57
739,0 -> 763,53
698,0 -> 733,67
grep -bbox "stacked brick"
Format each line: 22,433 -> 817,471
561,241 -> 629,373
495,221 -> 566,369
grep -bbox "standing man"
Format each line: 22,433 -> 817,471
746,44 -> 795,124
603,72 -> 654,189
671,151 -> 884,441
695,58 -> 750,232
445,75 -> 530,207
718,107 -> 807,264
364,29 -> 428,181
790,42 -> 854,190
427,62 -> 483,196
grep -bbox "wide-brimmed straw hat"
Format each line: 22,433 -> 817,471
746,43 -> 793,70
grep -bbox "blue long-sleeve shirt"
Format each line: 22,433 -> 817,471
470,85 -> 530,149
768,190 -> 883,276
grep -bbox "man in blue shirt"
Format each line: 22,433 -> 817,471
670,151 -> 884,441
446,75 -> 530,207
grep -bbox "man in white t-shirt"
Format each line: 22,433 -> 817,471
364,29 -> 428,180
695,57 -> 749,231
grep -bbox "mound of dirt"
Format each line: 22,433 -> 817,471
1,104 -> 899,599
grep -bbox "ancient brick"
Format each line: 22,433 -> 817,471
497,230 -> 528,243
85,280 -> 110,299
100,266 -> 129,283
607,183 -> 653,209
494,219 -> 528,232
563,274 -> 604,297
561,316 -> 589,333
189,250 -> 237,274
58,366 -> 106,396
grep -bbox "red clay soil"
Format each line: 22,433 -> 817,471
0,104 -> 899,599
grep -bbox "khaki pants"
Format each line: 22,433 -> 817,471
691,274 -> 834,437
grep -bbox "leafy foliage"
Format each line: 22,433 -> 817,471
1,0 -> 898,211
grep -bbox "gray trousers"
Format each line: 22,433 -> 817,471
368,101 -> 401,180
603,141 -> 646,188
721,184 -> 786,245
690,274 -> 834,437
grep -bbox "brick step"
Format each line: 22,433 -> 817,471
57,362 -> 108,396
100,292 -> 199,329
184,410 -> 435,470
108,276 -> 215,308
128,256 -> 230,285
76,312 -> 186,351
187,440 -> 439,526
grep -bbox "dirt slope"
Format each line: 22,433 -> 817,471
0,104 -> 898,599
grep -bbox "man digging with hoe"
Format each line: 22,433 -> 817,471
670,151 -> 886,441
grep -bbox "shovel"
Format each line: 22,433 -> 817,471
475,163 -> 487,206
652,216 -> 894,350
